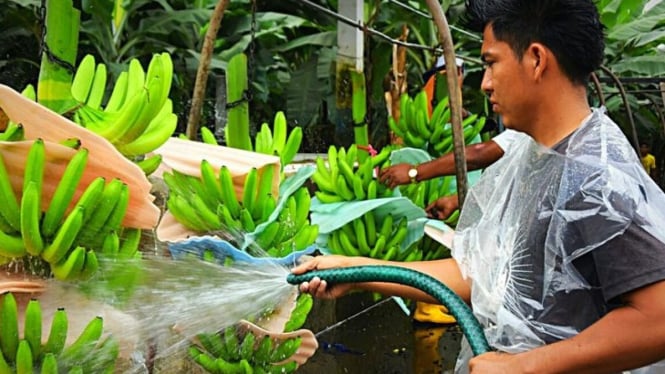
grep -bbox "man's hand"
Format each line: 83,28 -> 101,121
426,195 -> 460,220
469,352 -> 526,373
379,163 -> 414,189
290,255 -> 359,299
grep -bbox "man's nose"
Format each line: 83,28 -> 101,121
480,70 -> 492,95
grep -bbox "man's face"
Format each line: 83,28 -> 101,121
480,25 -> 536,132
640,144 -> 650,157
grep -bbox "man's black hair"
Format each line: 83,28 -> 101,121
464,0 -> 605,85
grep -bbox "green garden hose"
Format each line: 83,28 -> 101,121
286,265 -> 490,356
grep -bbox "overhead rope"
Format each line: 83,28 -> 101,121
295,0 -> 483,66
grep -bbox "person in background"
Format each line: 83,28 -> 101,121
640,142 -> 658,182
380,57 -> 527,213
294,0 -> 665,372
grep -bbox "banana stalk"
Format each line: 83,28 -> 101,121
351,70 -> 369,163
224,53 -> 252,151
37,0 -> 80,114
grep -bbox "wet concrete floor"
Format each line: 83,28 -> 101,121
298,292 -> 463,373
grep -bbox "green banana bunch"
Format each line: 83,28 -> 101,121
0,295 -> 118,373
388,90 -> 488,157
253,111 -> 303,172
251,186 -> 318,258
191,324 -> 300,374
325,211 -> 411,261
70,53 -> 177,166
312,144 -> 394,204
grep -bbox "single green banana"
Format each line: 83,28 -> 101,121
271,111 -> 287,155
388,117 -> 405,138
200,126 -> 218,145
0,123 -> 25,141
97,88 -> 148,143
259,194 -> 277,223
353,218 -> 371,255
386,217 -> 408,249
117,109 -> 177,157
366,180 -> 378,200
338,229 -> 361,257
378,214 -> 394,238
280,126 -> 303,166
23,299 -> 42,361
241,168 -> 258,216
136,154 -> 163,175
352,175 -> 366,200
269,337 -> 301,363
253,164 -> 276,220
0,230 -> 26,258
20,181 -> 44,256
314,191 -> 344,204
40,353 -> 58,374
238,332 -> 255,361
101,231 -> 120,256
337,149 -> 356,188
255,123 -> 273,154
86,63 -> 107,109
42,308 -> 69,355
104,71 -> 128,113
327,145 -> 339,185
0,293 -> 19,363
255,220 -> 280,249
415,107 -> 432,139
124,58 -> 146,106
59,316 -> 104,365
200,159 -> 224,205
43,308 -> 68,356
369,234 -> 387,258
311,169 -> 337,194
41,148 -> 88,238
223,327 -> 240,361
217,204 -> 242,231
336,175 -> 355,201
364,211 -> 377,247
190,193 -> 222,231
293,187 -> 311,229
118,228 -> 142,258
51,246 -> 86,281
238,208 -> 256,232
71,55 -> 96,103
83,336 -> 119,373
75,178 -> 124,247
218,165 -> 241,218
254,336 -> 274,365
73,177 -> 106,224
78,249 -> 99,281
15,339 -> 33,374
283,293 -> 314,332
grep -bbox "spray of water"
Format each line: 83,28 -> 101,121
64,251 -> 297,372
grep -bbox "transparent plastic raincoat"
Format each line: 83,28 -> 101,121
452,108 -> 665,373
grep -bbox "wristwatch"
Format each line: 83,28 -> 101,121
408,167 -> 418,183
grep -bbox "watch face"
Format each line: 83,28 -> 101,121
408,168 -> 417,178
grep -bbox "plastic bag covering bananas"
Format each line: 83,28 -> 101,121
388,90 -> 486,157
69,53 -> 177,162
312,144 -> 394,204
164,161 -> 318,258
0,140 -> 136,281
0,294 -> 119,372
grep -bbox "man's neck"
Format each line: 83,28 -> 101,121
528,85 -> 591,148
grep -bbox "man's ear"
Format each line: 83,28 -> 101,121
526,43 -> 549,81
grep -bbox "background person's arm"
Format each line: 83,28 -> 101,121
380,140 -> 505,188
